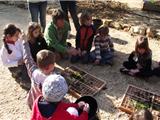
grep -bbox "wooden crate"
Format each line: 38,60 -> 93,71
119,85 -> 160,120
61,66 -> 106,98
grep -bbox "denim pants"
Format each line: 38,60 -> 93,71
71,53 -> 90,64
90,50 -> 114,64
60,1 -> 80,31
28,1 -> 47,32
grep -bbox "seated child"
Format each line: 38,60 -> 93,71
129,109 -> 153,120
0,24 -> 30,89
90,25 -> 114,65
44,9 -> 77,61
27,22 -> 48,62
23,39 -> 55,109
31,74 -> 89,120
120,36 -> 152,78
71,11 -> 95,64
152,61 -> 160,77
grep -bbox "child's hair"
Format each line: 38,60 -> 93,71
36,49 -> 55,69
80,11 -> 92,25
129,109 -> 153,120
98,25 -> 109,36
135,36 -> 150,54
52,9 -> 64,23
2,24 -> 21,54
27,22 -> 42,41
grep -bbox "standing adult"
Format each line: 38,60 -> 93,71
28,0 -> 47,32
60,1 -> 80,32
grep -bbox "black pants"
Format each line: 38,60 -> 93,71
153,67 -> 160,77
123,61 -> 152,78
60,1 -> 80,31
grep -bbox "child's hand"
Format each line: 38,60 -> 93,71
83,103 -> 90,113
20,32 -> 27,42
78,101 -> 85,108
67,47 -> 78,56
95,59 -> 100,65
18,59 -> 24,65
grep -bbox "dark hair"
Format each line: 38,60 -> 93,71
27,22 -> 42,41
129,109 -> 153,120
3,24 -> 20,54
36,50 -> 55,69
52,9 -> 64,23
98,25 -> 109,36
135,36 -> 150,54
80,11 -> 92,25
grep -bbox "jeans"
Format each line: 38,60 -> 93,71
90,50 -> 114,64
60,1 -> 80,31
28,1 -> 47,32
71,53 -> 90,64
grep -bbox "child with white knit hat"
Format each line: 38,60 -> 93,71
31,74 -> 89,120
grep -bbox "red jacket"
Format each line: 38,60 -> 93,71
31,96 -> 88,120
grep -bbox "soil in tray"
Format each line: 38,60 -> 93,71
70,81 -> 96,96
69,66 -> 86,76
83,75 -> 105,89
127,86 -> 153,102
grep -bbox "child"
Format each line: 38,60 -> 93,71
44,9 -> 77,61
31,74 -> 89,120
71,11 -> 95,64
90,25 -> 114,65
23,38 -> 55,109
27,22 -> 48,62
129,109 -> 153,120
120,36 -> 152,78
0,24 -> 30,89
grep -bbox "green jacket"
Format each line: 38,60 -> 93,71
44,21 -> 69,53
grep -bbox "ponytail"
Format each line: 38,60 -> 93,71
3,35 -> 12,54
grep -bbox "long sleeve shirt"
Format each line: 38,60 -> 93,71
28,36 -> 48,62
44,21 -> 69,53
0,39 -> 23,67
128,51 -> 152,72
23,41 -> 49,109
94,35 -> 113,60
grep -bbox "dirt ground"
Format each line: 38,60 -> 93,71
0,3 -> 160,120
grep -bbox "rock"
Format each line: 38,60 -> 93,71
104,19 -> 113,27
109,21 -> 122,30
130,26 -> 146,35
146,27 -> 156,38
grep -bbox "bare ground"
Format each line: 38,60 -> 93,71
0,3 -> 160,120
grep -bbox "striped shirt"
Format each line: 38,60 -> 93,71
94,35 -> 113,59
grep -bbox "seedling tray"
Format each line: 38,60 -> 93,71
119,85 -> 160,120
61,66 -> 106,98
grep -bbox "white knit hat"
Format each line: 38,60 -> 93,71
66,107 -> 79,117
42,74 -> 68,102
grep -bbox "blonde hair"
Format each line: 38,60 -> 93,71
27,22 -> 43,41
80,11 -> 92,25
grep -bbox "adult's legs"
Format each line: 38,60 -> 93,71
60,1 -> 70,30
28,2 -> 39,22
68,1 -> 80,31
39,1 -> 47,32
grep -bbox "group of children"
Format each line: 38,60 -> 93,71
0,8 -> 160,120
